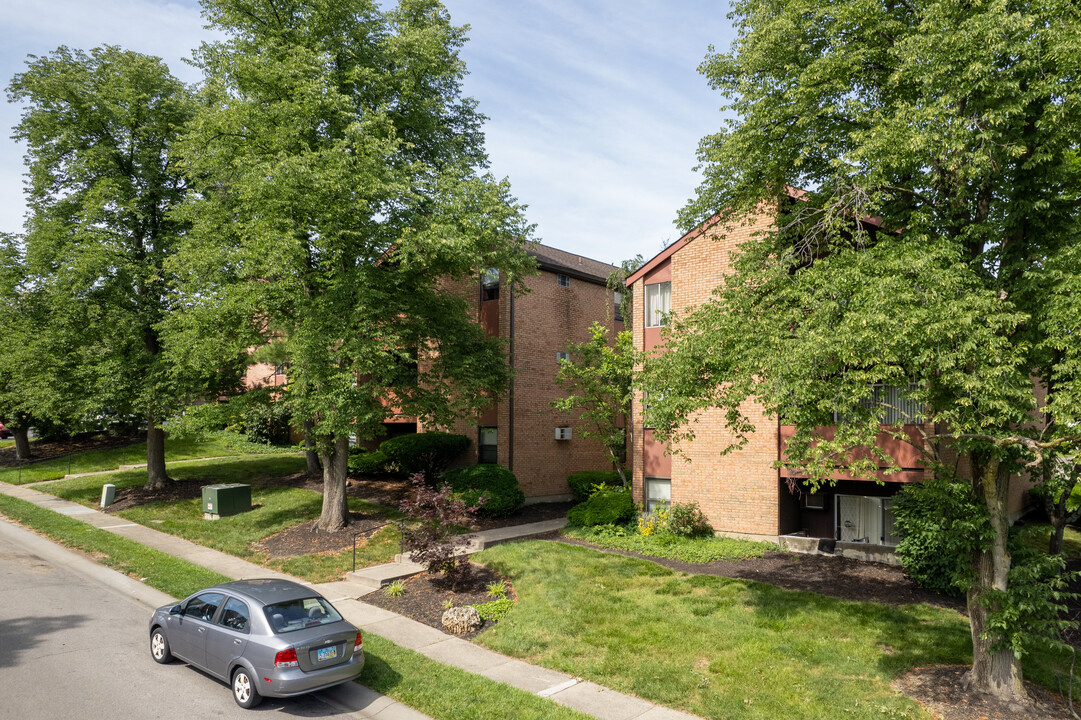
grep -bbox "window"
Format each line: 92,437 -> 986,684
836,495 -> 900,545
833,383 -> 924,425
185,592 -> 225,622
645,477 -> 671,514
482,268 -> 499,301
557,274 -> 570,287
219,597 -> 251,633
479,426 -> 497,464
264,597 -> 343,634
556,351 -> 570,363
613,291 -> 624,321
644,282 -> 670,327
274,364 -> 286,376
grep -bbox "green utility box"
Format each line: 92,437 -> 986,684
202,483 -> 251,520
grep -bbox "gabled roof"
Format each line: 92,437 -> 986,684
626,187 -> 887,286
527,242 -> 618,285
625,215 -> 721,286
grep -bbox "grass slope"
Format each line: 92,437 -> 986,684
1,432 -> 294,485
43,455 -> 402,581
477,540 -> 975,720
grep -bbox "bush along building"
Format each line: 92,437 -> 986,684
417,243 -> 627,501
626,211 -> 1033,557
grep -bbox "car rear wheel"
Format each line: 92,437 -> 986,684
232,667 -> 262,709
150,628 -> 172,664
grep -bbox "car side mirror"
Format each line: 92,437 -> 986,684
170,604 -> 183,615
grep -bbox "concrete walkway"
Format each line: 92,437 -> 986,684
0,480 -> 704,720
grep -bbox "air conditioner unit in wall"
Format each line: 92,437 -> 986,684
803,492 -> 825,510
555,427 -> 572,440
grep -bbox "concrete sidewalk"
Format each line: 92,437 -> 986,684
0,480 -> 704,720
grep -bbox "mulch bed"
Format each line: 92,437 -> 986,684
0,432 -> 140,468
254,511 -> 398,559
362,564 -> 509,640
892,665 -> 1078,720
552,533 -> 966,612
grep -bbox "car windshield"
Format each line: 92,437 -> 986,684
263,597 -> 343,634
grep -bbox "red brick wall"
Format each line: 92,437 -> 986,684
632,211 -> 782,536
428,266 -> 624,499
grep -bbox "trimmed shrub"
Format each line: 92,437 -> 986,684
349,449 -> 391,475
567,470 -> 623,501
667,502 -> 714,538
444,465 -> 525,518
380,432 -> 469,483
567,488 -> 635,528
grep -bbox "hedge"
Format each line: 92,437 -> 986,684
566,470 -> 624,501
380,432 -> 469,482
566,489 -> 635,527
444,465 -> 525,518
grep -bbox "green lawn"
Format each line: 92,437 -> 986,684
42,454 -> 403,582
563,524 -> 777,563
474,540 -> 1072,720
0,431 -> 295,485
360,633 -> 592,720
1016,522 -> 1081,559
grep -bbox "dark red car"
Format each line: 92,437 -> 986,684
0,423 -> 12,439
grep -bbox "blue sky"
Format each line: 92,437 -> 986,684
1,0 -> 736,265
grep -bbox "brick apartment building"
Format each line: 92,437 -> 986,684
626,212 -> 1031,546
246,243 -> 627,500
434,243 -> 625,501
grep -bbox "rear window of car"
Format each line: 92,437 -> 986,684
263,597 -> 343,634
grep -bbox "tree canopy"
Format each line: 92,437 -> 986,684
168,0 -> 535,531
6,46 -> 204,487
648,0 -> 1081,703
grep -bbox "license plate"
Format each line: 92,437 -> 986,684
316,646 -> 338,662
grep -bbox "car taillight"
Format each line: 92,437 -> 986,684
274,648 -> 298,668
353,631 -> 363,654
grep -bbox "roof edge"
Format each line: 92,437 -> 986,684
626,214 -> 722,285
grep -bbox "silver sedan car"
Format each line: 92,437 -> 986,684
149,578 -> 365,708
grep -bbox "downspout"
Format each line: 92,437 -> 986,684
508,282 -> 515,472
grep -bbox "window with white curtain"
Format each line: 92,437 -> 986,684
644,282 -> 670,327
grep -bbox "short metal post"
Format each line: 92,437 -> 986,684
352,533 -> 359,572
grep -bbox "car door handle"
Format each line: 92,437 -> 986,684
234,639 -> 242,645
197,627 -> 206,634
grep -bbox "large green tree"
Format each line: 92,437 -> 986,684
169,0 -> 534,532
7,46 -> 202,489
646,0 -> 1081,704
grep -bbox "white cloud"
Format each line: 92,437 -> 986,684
0,0 -> 737,266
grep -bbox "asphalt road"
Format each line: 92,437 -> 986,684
0,521 -> 350,720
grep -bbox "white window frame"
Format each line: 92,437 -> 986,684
644,282 -> 670,328
557,274 -> 570,287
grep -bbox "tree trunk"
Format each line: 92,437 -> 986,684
1050,516 -> 1067,556
304,419 -> 321,474
13,427 -> 31,461
145,422 -> 171,491
317,434 -> 350,533
963,455 -> 1028,706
